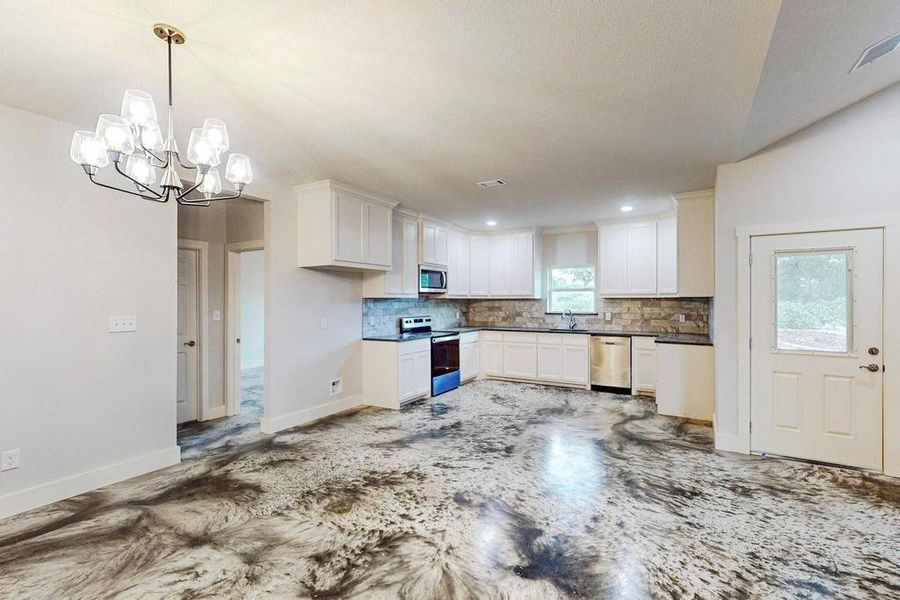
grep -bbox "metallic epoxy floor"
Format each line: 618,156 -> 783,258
1,379 -> 898,598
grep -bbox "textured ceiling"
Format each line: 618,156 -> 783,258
1,1 -> 896,230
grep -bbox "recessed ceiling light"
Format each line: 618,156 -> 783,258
621,206 -> 633,212
486,220 -> 498,227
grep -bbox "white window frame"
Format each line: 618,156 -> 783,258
546,264 -> 597,314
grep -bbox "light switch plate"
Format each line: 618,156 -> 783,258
109,316 -> 137,333
605,312 -> 612,322
330,377 -> 343,396
213,310 -> 222,322
1,449 -> 20,471
320,317 -> 328,329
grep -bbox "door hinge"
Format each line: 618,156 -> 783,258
749,421 -> 753,433
749,254 -> 753,267
749,337 -> 753,351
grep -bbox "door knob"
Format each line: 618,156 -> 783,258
859,363 -> 880,372
184,340 -> 196,347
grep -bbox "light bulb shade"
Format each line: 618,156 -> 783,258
201,118 -> 229,152
140,121 -> 164,153
96,114 -> 134,155
225,153 -> 252,185
121,89 -> 158,127
70,130 -> 110,168
196,168 -> 222,195
125,153 -> 156,186
186,128 -> 216,167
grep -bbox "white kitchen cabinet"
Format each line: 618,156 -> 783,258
363,338 -> 431,409
631,336 -> 658,395
561,340 -> 590,385
599,224 -> 628,294
447,229 -> 471,297
599,220 -> 657,296
509,234 -> 535,296
537,335 -> 564,380
420,218 -> 449,267
460,331 -> 480,382
481,331 -> 504,376
297,180 -> 398,271
626,221 -> 657,294
363,211 -> 419,298
656,342 -> 714,421
656,214 -> 678,295
470,236 -> 490,296
488,236 -> 512,295
672,190 -> 715,297
502,332 -> 538,379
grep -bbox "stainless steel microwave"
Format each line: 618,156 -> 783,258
419,267 -> 447,293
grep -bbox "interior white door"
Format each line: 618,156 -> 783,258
177,248 -> 200,424
750,229 -> 883,470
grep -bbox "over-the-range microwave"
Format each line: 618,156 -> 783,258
419,267 -> 447,293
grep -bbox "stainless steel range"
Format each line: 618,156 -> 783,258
399,316 -> 460,396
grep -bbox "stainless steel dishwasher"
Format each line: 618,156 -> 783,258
591,336 -> 631,389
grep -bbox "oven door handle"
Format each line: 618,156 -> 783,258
432,335 -> 460,343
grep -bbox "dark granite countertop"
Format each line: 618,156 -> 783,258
364,326 -> 712,346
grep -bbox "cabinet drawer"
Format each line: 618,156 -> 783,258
503,331 -> 537,343
632,336 -> 657,350
538,333 -> 563,345
482,330 -> 504,342
460,331 -> 480,344
398,338 -> 431,356
562,334 -> 589,347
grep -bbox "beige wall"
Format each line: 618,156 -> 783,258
177,199 -> 264,416
0,104 -> 179,518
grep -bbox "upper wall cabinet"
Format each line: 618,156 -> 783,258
447,229 -> 471,297
467,231 -> 540,299
363,209 -> 419,298
419,218 -> 449,268
296,180 -> 399,271
597,189 -> 714,297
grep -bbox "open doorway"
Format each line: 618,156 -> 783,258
175,199 -> 265,456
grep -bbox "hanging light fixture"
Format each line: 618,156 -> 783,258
70,24 -> 252,206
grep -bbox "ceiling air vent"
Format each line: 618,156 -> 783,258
851,31 -> 900,73
477,179 -> 507,188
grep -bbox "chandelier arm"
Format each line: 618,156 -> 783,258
176,197 -> 212,207
141,145 -> 168,167
197,190 -> 243,203
175,154 -> 198,170
88,173 -> 168,202
113,160 -> 165,197
174,178 -> 208,201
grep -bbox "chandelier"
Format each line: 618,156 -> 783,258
69,24 -> 252,206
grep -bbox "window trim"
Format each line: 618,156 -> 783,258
545,264 -> 597,315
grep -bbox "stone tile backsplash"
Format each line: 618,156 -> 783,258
467,297 -> 710,334
363,298 -> 469,337
364,296 -> 710,336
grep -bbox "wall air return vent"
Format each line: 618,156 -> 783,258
851,31 -> 900,73
477,179 -> 507,188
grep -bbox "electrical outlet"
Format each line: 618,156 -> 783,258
320,317 -> 328,329
212,310 -> 222,322
679,314 -> 686,323
330,377 -> 343,396
109,316 -> 137,333
456,311 -> 460,319
605,312 -> 612,322
1,449 -> 20,471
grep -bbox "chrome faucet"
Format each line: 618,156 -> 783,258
562,309 -> 577,330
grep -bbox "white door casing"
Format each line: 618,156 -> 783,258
177,247 -> 200,424
750,229 -> 883,470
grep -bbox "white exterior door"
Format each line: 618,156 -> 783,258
750,229 -> 883,470
177,248 -> 200,424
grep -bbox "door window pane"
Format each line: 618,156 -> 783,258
775,250 -> 851,353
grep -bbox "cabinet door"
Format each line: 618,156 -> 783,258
510,234 -> 534,297
537,342 -> 563,381
334,193 -> 364,263
482,338 -> 503,376
470,237 -> 490,296
632,345 -> 658,393
365,202 -> 392,266
460,341 -> 480,381
434,226 -> 449,266
489,236 -> 512,296
627,221 -> 657,294
457,232 -> 471,296
413,351 -> 432,397
402,218 -> 419,295
398,354 -> 416,401
503,341 -> 538,379
656,215 -> 678,295
562,344 -> 590,385
421,221 -> 436,264
599,224 -> 628,294
384,212 -> 405,294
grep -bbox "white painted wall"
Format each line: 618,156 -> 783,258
715,82 -> 900,475
240,251 -> 265,369
262,186 -> 364,433
0,104 -> 179,518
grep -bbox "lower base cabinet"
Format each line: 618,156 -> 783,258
460,331 -> 481,382
483,331 -> 590,388
656,343 -> 714,421
363,339 -> 431,409
631,336 -> 658,395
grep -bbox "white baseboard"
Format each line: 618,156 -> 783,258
241,359 -> 264,370
0,445 -> 181,520
204,404 -> 227,421
260,394 -> 363,434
